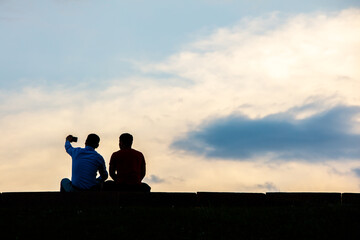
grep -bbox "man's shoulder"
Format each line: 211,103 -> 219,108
130,148 -> 143,155
112,148 -> 144,157
94,150 -> 104,157
88,148 -> 104,161
111,149 -> 122,156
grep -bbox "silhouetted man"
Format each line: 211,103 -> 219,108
104,133 -> 151,192
60,134 -> 108,192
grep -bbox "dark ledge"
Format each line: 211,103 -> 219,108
1,191 -> 359,207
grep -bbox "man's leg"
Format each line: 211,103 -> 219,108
118,183 -> 151,192
90,179 -> 104,191
102,180 -> 117,191
140,182 -> 151,193
103,181 -> 151,192
60,178 -> 75,192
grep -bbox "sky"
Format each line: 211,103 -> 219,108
1,0 -> 360,192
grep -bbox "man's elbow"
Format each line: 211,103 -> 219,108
141,168 -> 146,179
103,172 -> 108,181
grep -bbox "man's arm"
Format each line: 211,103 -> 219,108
140,153 -> 146,181
109,153 -> 118,181
97,156 -> 108,182
65,135 -> 74,156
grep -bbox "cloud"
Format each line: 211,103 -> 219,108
172,105 -> 360,161
255,182 -> 279,192
145,174 -> 166,184
353,168 -> 360,178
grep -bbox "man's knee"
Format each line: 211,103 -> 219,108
103,180 -> 117,191
141,183 -> 151,193
60,178 -> 72,192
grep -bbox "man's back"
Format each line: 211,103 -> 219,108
65,141 -> 108,190
110,148 -> 146,185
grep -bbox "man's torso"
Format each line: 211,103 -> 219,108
71,146 -> 104,189
110,149 -> 145,184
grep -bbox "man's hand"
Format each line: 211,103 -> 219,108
66,135 -> 77,142
66,135 -> 73,142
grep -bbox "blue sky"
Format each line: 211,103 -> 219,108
0,0 -> 360,192
1,0 -> 359,87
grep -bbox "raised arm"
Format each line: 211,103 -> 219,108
65,135 -> 78,156
65,137 -> 74,156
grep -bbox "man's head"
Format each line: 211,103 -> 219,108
85,133 -> 100,149
119,133 -> 133,149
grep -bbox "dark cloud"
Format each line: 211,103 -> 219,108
172,105 -> 360,161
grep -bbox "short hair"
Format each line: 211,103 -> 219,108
85,133 -> 100,149
120,133 -> 133,148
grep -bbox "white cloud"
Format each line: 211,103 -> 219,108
143,8 -> 360,116
0,8 -> 359,192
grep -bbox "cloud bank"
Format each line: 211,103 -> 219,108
172,105 -> 360,161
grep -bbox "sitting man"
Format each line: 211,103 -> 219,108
104,133 -> 151,192
61,134 -> 108,192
